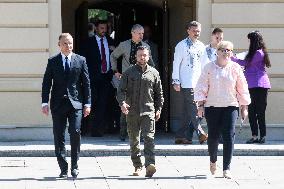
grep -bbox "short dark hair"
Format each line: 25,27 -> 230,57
212,27 -> 223,34
186,21 -> 201,29
95,20 -> 107,27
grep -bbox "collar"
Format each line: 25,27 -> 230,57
61,52 -> 72,61
95,35 -> 105,41
185,37 -> 194,48
134,63 -> 149,72
131,40 -> 142,45
214,60 -> 233,69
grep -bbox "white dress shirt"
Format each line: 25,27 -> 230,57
61,52 -> 72,70
172,38 -> 209,88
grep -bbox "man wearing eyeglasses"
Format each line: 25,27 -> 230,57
172,21 -> 209,145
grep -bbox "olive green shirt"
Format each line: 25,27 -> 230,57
117,64 -> 164,117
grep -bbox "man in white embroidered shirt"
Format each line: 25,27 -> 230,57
172,21 -> 208,144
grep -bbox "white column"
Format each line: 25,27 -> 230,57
48,0 -> 62,56
196,0 -> 212,44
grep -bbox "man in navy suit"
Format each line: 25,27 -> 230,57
41,33 -> 91,178
80,20 -> 116,137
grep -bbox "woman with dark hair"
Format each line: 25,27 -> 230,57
232,30 -> 271,144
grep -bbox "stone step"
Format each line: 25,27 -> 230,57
0,137 -> 283,157
0,124 -> 284,141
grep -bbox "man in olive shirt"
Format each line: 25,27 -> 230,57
111,24 -> 154,141
117,46 -> 163,178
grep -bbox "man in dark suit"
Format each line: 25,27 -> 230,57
42,33 -> 91,178
80,20 -> 116,137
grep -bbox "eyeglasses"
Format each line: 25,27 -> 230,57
218,48 -> 233,53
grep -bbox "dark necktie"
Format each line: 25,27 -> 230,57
100,38 -> 107,73
65,56 -> 70,75
64,56 -> 69,96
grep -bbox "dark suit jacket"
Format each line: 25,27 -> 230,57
42,53 -> 91,111
80,35 -> 114,84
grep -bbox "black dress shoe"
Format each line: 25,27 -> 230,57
246,138 -> 259,144
71,169 -> 79,178
59,171 -> 68,178
259,137 -> 266,144
175,138 -> 193,144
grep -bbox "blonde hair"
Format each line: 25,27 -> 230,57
217,41 -> 233,50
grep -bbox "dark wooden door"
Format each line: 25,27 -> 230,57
75,1 -> 88,53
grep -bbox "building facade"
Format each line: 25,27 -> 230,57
0,0 -> 283,140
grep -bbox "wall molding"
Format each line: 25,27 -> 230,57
270,74 -> 284,78
0,74 -> 42,78
212,0 -> 284,3
0,0 -> 47,3
0,49 -> 48,53
234,49 -> 284,53
0,24 -> 48,28
212,24 -> 284,28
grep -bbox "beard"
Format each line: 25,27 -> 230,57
137,60 -> 147,66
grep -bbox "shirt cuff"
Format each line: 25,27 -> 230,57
84,104 -> 91,108
41,103 -> 48,107
172,79 -> 180,85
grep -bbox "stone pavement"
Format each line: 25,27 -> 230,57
0,133 -> 283,156
0,156 -> 283,189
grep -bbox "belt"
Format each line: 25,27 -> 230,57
63,95 -> 68,99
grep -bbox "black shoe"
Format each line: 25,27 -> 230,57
246,138 -> 259,144
259,137 -> 266,144
175,138 -> 193,144
59,171 -> 68,178
71,169 -> 79,178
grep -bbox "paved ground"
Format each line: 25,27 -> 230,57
0,156 -> 283,189
1,134 -> 284,156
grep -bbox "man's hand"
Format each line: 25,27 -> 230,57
197,107 -> 204,118
115,72 -> 122,79
240,105 -> 248,121
173,84 -> 180,92
83,107 -> 91,117
42,105 -> 49,116
121,102 -> 130,115
155,111 -> 161,121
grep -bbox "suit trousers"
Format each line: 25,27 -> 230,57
205,106 -> 238,171
91,77 -> 114,135
248,87 -> 268,138
175,88 -> 202,139
127,114 -> 155,168
51,98 -> 82,172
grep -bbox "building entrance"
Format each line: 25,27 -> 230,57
72,0 -> 170,132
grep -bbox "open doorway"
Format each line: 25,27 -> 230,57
74,0 -> 170,132
75,1 -> 164,68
